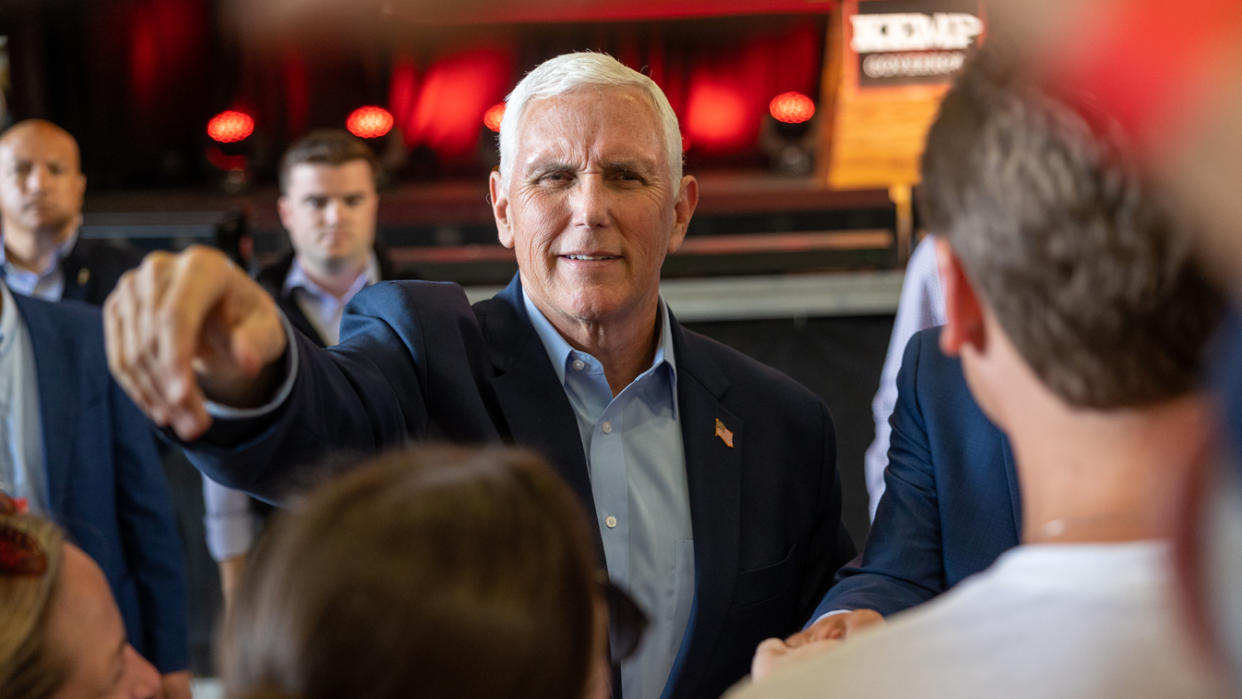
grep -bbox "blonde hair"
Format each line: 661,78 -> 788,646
0,512 -> 67,699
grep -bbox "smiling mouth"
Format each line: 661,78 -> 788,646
562,254 -> 619,261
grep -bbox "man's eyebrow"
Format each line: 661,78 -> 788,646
602,159 -> 657,173
525,160 -> 574,175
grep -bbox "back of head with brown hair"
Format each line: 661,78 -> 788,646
920,41 -> 1224,408
278,128 -> 380,195
220,445 -> 600,699
0,512 -> 67,699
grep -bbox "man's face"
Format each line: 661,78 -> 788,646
278,160 -> 378,276
489,86 -> 697,333
46,544 -> 161,698
0,125 -> 86,238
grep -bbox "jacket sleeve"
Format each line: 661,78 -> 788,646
809,330 -> 946,619
112,380 -> 190,673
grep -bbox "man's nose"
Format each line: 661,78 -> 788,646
570,174 -> 610,229
323,200 -> 343,226
26,165 -> 49,192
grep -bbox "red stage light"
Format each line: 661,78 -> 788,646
207,110 -> 255,144
769,92 -> 815,124
347,106 -> 395,139
483,102 -> 506,133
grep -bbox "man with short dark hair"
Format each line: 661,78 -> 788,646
202,128 -> 395,605
740,43 -> 1227,697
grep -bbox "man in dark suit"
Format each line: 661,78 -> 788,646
104,52 -> 855,699
0,282 -> 189,695
805,326 -> 1017,623
203,130 -> 396,606
0,119 -> 145,305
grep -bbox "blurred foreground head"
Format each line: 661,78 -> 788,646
0,494 -> 160,699
921,41 -> 1223,411
220,445 -> 605,699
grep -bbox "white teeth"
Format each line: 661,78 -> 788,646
565,255 -> 614,261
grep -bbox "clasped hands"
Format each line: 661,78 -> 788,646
750,609 -> 884,681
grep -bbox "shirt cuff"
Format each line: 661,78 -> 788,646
812,609 -> 853,626
204,314 -> 299,419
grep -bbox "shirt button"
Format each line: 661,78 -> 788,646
605,515 -> 618,528
572,358 -> 586,371
601,421 -> 613,434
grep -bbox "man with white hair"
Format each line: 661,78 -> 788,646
103,52 -> 855,698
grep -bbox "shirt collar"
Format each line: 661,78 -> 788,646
0,228 -> 80,279
0,283 -> 22,359
282,252 -> 380,304
520,284 -> 678,390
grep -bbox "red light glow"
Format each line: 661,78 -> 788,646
347,106 -> 395,139
483,102 -> 506,133
207,111 -> 255,144
769,92 -> 815,124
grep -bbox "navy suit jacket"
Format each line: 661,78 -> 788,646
813,327 -> 1020,618
14,293 -> 188,672
190,275 -> 856,698
59,236 -> 147,306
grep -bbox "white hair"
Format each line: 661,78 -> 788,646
497,52 -> 683,188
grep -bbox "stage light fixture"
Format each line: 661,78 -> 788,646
768,92 -> 815,125
207,110 -> 255,143
483,102 -> 506,133
347,106 -> 395,139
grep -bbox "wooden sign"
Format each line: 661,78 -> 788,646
819,0 -> 984,190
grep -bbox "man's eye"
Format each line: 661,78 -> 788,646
308,197 -> 327,208
48,165 -> 63,176
344,195 -> 363,206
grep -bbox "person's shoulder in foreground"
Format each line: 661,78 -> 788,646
742,35 -> 1228,698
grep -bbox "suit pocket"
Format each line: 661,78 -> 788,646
733,544 -> 798,609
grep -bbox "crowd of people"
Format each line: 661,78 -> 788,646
3,24 -> 1242,699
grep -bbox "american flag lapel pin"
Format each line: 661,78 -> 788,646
714,418 -> 734,448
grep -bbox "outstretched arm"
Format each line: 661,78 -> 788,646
104,246 -> 288,440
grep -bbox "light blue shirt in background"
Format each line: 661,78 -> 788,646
0,283 -> 48,514
0,230 -> 79,301
282,253 -> 379,346
522,289 -> 695,699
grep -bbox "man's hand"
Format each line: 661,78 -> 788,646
104,246 -> 287,440
784,608 -> 884,647
751,637 -> 840,681
161,670 -> 193,699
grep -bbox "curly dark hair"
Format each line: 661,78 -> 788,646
920,42 -> 1224,408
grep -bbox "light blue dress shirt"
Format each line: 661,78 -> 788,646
206,284 -> 699,698
522,290 -> 695,699
0,283 -> 49,514
0,229 -> 79,301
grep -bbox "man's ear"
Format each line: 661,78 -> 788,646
934,236 -> 986,357
489,170 -> 514,249
666,175 -> 699,254
277,196 -> 293,232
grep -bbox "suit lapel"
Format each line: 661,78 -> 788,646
1001,439 -> 1022,538
481,277 -> 600,528
12,294 -> 78,512
663,319 -> 742,697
